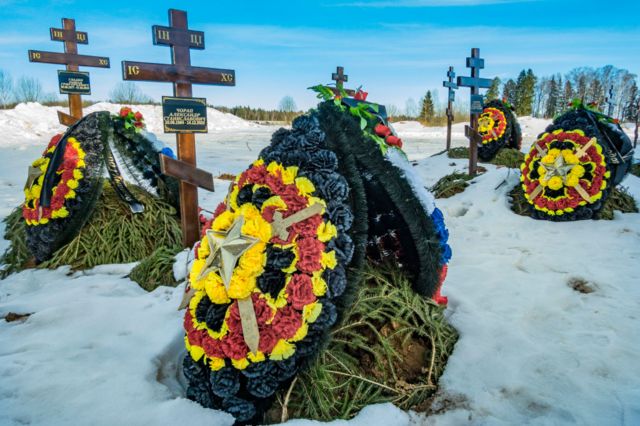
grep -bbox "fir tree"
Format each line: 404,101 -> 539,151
420,90 -> 435,124
515,69 -> 537,116
563,80 -> 573,108
503,79 -> 517,107
486,77 -> 501,101
545,76 -> 559,118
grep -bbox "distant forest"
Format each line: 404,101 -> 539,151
1,65 -> 638,127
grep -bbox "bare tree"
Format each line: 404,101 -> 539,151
14,76 -> 43,103
278,95 -> 297,112
405,97 -> 418,118
109,82 -> 152,104
0,69 -> 13,106
386,104 -> 400,118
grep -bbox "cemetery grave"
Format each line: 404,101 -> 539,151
0,5 -> 639,426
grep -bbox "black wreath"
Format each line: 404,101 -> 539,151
477,99 -> 515,162
23,112 -> 181,263
184,100 -> 452,424
25,112 -> 108,263
520,107 -> 634,221
183,112 -> 355,424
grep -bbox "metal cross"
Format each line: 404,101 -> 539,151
457,48 -> 493,176
606,85 -> 615,117
443,66 -> 458,150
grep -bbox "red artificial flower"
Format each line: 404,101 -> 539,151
258,325 -> 278,353
46,134 -> 63,150
295,238 -> 324,273
385,135 -> 403,148
354,90 -> 368,101
272,305 -> 303,340
374,124 -> 391,138
245,164 -> 268,184
612,118 -> 620,124
291,214 -> 323,238
265,173 -> 286,193
134,111 -> 144,121
202,335 -> 225,358
134,121 -> 144,128
221,332 -> 249,359
119,107 -> 132,118
287,273 -> 317,310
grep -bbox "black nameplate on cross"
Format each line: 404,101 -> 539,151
456,48 -> 493,176
443,66 -> 458,151
28,18 -> 110,126
329,66 -> 356,96
121,9 -> 232,248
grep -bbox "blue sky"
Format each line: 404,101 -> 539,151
0,0 -> 638,111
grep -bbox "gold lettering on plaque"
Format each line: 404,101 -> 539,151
221,73 -> 233,82
32,52 -> 41,60
76,33 -> 86,42
99,58 -> 108,66
190,33 -> 203,46
127,65 -> 140,76
53,30 -> 63,38
157,29 -> 170,41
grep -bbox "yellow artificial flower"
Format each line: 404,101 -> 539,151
303,302 -> 322,323
321,251 -> 337,269
231,358 -> 250,370
238,243 -> 267,271
317,221 -> 337,243
73,169 -> 83,180
212,210 -> 235,232
541,154 -> 555,165
291,321 -> 308,342
247,351 -> 266,363
311,271 -> 327,296
281,166 -> 299,185
565,175 -> 579,187
261,196 -> 287,211
188,343 -> 205,362
562,150 -> 579,165
209,357 -> 226,371
537,166 -> 546,176
270,339 -> 295,360
227,272 -> 256,300
295,177 -> 316,196
205,275 -> 231,304
547,176 -> 563,191
570,165 -> 585,178
66,179 -> 78,189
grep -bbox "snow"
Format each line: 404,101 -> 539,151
1,104 -> 639,425
0,102 -> 264,145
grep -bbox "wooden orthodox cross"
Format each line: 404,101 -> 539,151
122,9 -> 234,247
443,66 -> 458,151
457,48 -> 492,176
330,66 -> 356,96
28,18 -> 110,126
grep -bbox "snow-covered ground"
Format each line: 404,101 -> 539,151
0,104 -> 639,425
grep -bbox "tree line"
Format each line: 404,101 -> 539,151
484,65 -> 637,120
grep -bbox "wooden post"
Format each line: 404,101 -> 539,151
442,66 -> 458,151
122,9 -> 234,248
28,18 -> 110,125
457,48 -> 492,176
